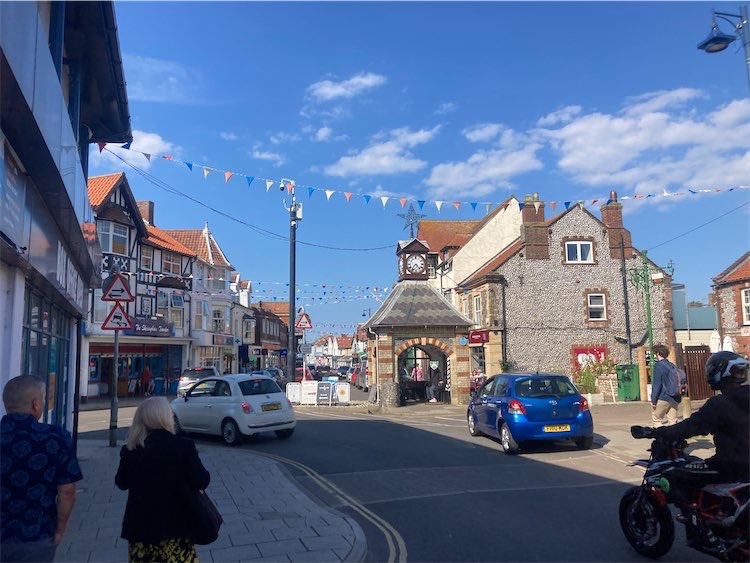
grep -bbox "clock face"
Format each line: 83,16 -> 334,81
407,254 -> 425,273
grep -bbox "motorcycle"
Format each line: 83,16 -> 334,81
619,425 -> 749,562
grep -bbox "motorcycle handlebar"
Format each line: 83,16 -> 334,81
630,425 -> 655,439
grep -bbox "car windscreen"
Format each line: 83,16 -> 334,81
238,378 -> 282,396
515,377 -> 577,398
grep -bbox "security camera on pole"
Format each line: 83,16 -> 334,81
100,265 -> 135,447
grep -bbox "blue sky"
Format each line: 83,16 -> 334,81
92,1 -> 750,340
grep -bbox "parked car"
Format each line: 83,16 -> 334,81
347,367 -> 358,384
337,366 -> 350,380
355,360 -> 369,391
294,366 -> 315,382
467,373 -> 594,454
251,369 -> 287,389
172,373 -> 296,446
177,366 -> 221,397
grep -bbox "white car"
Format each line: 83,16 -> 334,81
171,374 -> 296,446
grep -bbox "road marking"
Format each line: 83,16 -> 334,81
253,450 -> 407,563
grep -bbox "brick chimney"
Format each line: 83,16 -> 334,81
137,200 -> 154,225
521,193 -> 549,260
600,191 -> 633,259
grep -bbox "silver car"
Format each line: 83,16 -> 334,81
177,366 -> 220,396
251,369 -> 288,389
172,374 -> 296,446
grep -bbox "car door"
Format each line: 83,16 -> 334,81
180,379 -> 218,431
486,377 -> 510,435
473,377 -> 496,433
204,379 -> 235,434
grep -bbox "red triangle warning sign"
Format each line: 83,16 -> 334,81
101,302 -> 134,330
102,273 -> 134,302
295,313 -> 313,330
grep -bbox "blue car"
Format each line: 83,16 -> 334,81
467,373 -> 594,454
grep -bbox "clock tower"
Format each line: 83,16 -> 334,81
396,239 -> 430,281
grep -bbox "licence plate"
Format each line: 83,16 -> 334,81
543,424 -> 571,432
261,403 -> 281,412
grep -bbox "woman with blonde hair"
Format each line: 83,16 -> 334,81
115,397 -> 210,562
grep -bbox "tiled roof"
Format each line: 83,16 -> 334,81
364,280 -> 472,328
417,220 -> 480,254
144,225 -> 196,257
87,173 -> 125,208
314,336 -> 328,346
257,302 -> 289,315
167,227 -> 233,268
336,336 -> 353,349
713,251 -> 750,285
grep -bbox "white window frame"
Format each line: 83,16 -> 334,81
212,307 -> 225,333
140,246 -> 153,271
97,220 -> 129,256
474,295 -> 482,326
211,269 -> 226,291
743,288 -> 750,325
587,293 -> 607,320
194,300 -> 210,331
565,241 -> 594,264
162,251 -> 181,275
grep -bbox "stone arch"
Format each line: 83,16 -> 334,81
394,337 -> 453,358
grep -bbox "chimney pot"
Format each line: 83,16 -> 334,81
609,190 -> 618,202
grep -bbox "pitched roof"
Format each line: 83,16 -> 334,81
143,225 -> 196,257
87,173 -> 124,208
417,220 -> 480,254
460,239 -> 524,287
713,251 -> 750,285
364,280 -> 473,328
166,225 -> 233,268
336,336 -> 353,349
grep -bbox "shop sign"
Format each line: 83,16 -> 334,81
249,346 -> 262,355
469,330 -> 490,344
212,335 -> 234,346
124,317 -> 174,337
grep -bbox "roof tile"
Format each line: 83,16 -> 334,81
87,173 -> 125,208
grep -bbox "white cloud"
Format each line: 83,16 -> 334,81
315,127 -> 332,142
536,91 -> 750,195
434,102 -> 457,115
123,54 -> 204,104
306,72 -> 387,102
220,132 -> 238,141
537,105 -> 582,126
269,132 -> 301,145
251,146 -> 286,167
89,130 -> 178,170
323,126 -> 440,177
463,123 -> 503,143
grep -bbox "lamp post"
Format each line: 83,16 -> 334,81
697,5 -> 750,90
362,308 -> 372,318
628,251 -> 674,375
283,180 -> 302,375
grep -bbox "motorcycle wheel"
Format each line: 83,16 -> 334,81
619,486 -> 675,558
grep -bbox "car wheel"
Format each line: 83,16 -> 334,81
575,436 -> 593,449
173,414 -> 183,435
275,428 -> 294,439
467,410 -> 480,437
500,423 -> 519,454
222,419 -> 242,446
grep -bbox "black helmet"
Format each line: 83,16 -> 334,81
705,351 -> 749,390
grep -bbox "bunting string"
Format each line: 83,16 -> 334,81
101,145 -> 749,213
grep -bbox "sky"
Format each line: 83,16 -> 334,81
92,1 -> 750,341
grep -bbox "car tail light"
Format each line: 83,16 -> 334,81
579,396 -> 589,412
508,399 -> 526,415
242,402 -> 253,414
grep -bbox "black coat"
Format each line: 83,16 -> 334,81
115,429 -> 211,543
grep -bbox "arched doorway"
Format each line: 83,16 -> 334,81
396,341 -> 450,405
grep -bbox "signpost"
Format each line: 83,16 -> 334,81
100,271 -> 134,447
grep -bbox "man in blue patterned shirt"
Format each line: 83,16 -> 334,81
1,375 -> 83,562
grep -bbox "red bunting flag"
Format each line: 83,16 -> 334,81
97,142 -> 106,153
344,192 -> 353,202
453,202 -> 461,210
399,198 -> 408,208
224,171 -> 233,183
163,155 -> 173,161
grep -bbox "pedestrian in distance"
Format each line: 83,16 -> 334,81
115,397 -> 211,562
426,366 -> 442,403
141,366 -> 153,397
650,344 -> 680,427
0,375 -> 83,563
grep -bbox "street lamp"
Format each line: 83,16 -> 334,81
362,308 -> 372,318
283,179 -> 302,374
697,5 -> 750,90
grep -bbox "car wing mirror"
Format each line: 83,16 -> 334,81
184,395 -> 189,402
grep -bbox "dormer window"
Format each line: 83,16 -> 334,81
565,241 -> 593,264
97,220 -> 129,255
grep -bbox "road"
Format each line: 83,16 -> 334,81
77,400 -> 712,562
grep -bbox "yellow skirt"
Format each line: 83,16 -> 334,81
128,538 -> 198,563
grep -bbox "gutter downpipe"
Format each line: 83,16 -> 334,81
367,326 -> 379,404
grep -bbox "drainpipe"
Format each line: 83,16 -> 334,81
367,326 -> 380,404
499,276 -> 508,366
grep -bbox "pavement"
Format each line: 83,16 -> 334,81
60,397 -> 713,562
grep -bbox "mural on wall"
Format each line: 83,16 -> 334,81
573,346 -> 607,371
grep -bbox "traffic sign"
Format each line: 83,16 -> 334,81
101,273 -> 134,302
101,302 -> 134,330
295,313 -> 313,330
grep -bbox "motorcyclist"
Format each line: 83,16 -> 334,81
654,351 -> 749,482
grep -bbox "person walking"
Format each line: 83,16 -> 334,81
426,366 -> 442,403
141,367 -> 152,397
0,375 -> 83,562
650,344 -> 680,427
115,397 -> 211,562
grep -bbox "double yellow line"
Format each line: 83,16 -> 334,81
256,451 -> 407,563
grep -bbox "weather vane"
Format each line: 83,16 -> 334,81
398,203 -> 426,238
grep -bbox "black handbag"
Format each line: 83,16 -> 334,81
185,487 -> 223,545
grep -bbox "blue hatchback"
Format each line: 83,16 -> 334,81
467,373 -> 594,454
